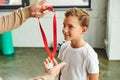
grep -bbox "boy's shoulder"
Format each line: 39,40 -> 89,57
82,43 -> 98,57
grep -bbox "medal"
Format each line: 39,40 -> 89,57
46,62 -> 54,70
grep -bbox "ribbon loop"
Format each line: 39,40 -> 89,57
38,8 -> 57,60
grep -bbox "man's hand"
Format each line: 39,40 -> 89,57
30,0 -> 54,18
29,62 -> 66,80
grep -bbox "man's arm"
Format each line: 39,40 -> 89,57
0,0 -> 51,34
0,6 -> 31,34
29,62 -> 66,80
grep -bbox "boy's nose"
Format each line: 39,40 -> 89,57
62,28 -> 68,33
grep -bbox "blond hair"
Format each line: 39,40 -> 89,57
65,7 -> 90,27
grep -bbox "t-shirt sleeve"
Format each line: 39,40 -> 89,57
86,54 -> 99,74
58,44 -> 64,61
58,49 -> 62,60
58,42 -> 68,61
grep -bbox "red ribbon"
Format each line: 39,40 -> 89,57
38,7 -> 57,60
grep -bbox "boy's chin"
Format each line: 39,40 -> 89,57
64,38 -> 70,41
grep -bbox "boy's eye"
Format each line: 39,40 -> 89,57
62,24 -> 74,29
69,25 -> 74,29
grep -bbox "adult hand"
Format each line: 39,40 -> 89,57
46,62 -> 66,79
43,57 -> 66,80
30,0 -> 54,18
0,77 -> 3,80
29,62 -> 66,80
44,57 -> 58,73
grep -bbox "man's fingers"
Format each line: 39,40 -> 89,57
52,58 -> 58,66
43,62 -> 49,73
57,62 -> 66,69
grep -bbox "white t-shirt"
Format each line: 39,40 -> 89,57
58,42 -> 99,80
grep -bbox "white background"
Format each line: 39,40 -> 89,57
38,0 -> 89,6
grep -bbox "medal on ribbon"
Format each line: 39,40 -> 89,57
38,6 -> 57,60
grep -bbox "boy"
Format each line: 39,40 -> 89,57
44,8 -> 99,80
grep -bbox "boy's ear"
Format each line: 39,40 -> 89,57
82,26 -> 88,33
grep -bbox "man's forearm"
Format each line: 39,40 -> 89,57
0,6 -> 31,34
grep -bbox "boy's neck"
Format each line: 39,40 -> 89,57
70,38 -> 86,48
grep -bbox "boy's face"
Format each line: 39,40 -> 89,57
62,16 -> 87,41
